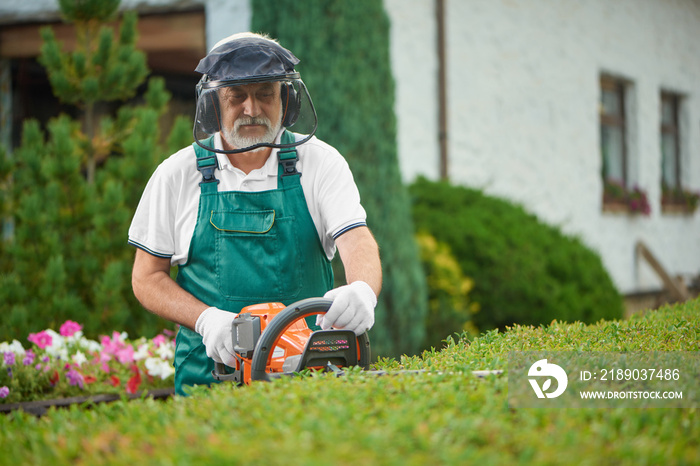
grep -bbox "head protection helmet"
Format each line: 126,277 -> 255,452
193,33 -> 317,154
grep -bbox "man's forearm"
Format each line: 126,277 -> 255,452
335,226 -> 382,297
131,249 -> 208,330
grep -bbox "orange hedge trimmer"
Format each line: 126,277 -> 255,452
211,297 -> 502,384
211,298 -> 370,384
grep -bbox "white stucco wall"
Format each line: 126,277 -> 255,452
385,0 -> 700,294
385,0 -> 441,181
203,0 -> 250,51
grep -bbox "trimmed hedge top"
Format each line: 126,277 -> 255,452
2,299 -> 698,464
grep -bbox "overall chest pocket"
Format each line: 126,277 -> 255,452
210,210 -> 302,301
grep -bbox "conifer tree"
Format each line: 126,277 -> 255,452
39,0 -> 148,183
252,0 -> 428,357
0,0 -> 190,341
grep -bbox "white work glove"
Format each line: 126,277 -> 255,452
194,307 -> 236,367
317,281 -> 377,335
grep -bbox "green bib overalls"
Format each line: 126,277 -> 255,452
173,131 -> 334,395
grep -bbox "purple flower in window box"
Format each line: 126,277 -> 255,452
603,179 -> 651,216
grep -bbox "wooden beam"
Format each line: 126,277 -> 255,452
0,10 -> 205,60
635,241 -> 689,302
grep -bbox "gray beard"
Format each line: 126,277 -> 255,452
223,108 -> 283,150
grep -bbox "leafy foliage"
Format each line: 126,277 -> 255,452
0,3 -> 190,342
1,300 -> 697,464
416,232 -> 478,351
57,0 -> 120,24
252,0 -> 428,357
410,177 -> 624,330
38,4 -> 149,184
39,10 -> 147,106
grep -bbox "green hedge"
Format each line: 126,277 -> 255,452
2,300 -> 697,464
410,177 -> 624,331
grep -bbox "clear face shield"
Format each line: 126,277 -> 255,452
193,76 -> 318,154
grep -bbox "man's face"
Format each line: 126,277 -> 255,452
219,82 -> 284,151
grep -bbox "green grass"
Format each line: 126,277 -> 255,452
1,300 -> 698,465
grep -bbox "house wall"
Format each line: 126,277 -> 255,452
385,0 -> 441,181
385,0 -> 700,294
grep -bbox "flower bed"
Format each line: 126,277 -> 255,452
0,321 -> 175,404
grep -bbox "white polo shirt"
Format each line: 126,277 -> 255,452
128,132 -> 367,265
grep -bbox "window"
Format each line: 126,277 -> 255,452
660,92 -> 681,192
599,75 -> 650,215
660,92 -> 698,213
600,76 -> 627,189
660,92 -> 682,203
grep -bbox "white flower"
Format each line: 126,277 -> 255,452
64,331 -> 85,346
43,329 -> 66,358
45,329 -> 64,346
45,345 -> 61,358
133,344 -> 150,361
0,340 -> 26,356
145,357 -> 175,380
83,339 -> 102,354
156,343 -> 174,360
72,351 -> 87,366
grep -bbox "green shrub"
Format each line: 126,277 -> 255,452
416,232 -> 478,350
2,300 -> 697,464
0,3 -> 188,341
409,177 -> 624,330
253,0 -> 428,358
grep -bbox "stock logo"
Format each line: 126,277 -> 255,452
528,359 -> 568,399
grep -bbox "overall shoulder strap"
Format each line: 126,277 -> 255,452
193,138 -> 220,193
277,130 -> 300,181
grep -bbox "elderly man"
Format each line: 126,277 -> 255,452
128,32 -> 381,395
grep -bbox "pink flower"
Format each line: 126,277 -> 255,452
28,331 -> 53,350
0,386 -> 9,398
59,320 -> 83,337
152,334 -> 167,348
100,331 -> 126,355
115,345 -> 134,364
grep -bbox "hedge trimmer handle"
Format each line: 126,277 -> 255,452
250,298 -> 371,382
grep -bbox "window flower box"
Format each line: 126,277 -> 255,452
661,186 -> 699,215
602,179 -> 651,216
